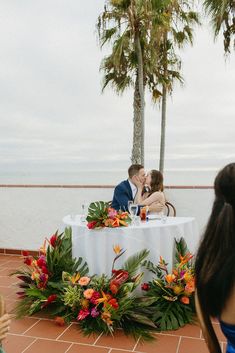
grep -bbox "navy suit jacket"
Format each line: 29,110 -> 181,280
111,180 -> 133,212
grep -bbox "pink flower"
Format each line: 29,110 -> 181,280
77,308 -> 90,321
84,288 -> 94,299
78,277 -> 90,286
91,307 -> 99,318
108,208 -> 118,219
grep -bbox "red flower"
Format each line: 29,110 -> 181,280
90,291 -> 100,304
41,266 -> 49,274
16,291 -> 26,298
112,270 -> 129,285
42,294 -> 57,308
24,257 -> 32,266
141,283 -> 150,291
77,308 -> 90,321
54,316 -> 65,326
87,221 -> 97,229
22,250 -> 29,257
110,283 -> 119,295
50,234 -> 58,247
108,298 -> 119,309
37,256 -> 46,268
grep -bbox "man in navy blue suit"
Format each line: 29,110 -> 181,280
111,164 -> 146,211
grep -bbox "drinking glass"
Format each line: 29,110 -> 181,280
81,201 -> 88,222
129,204 -> 138,225
128,200 -> 133,213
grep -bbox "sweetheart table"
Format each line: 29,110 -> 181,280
62,215 -> 199,276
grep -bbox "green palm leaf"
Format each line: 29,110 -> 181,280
123,249 -> 149,277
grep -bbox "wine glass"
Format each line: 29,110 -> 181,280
129,204 -> 138,225
128,200 -> 133,213
81,201 -> 88,222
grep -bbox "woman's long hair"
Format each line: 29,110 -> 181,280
149,170 -> 164,195
195,163 -> 235,353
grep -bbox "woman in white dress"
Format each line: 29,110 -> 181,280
134,170 -> 165,214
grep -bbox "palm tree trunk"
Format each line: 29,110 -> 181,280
135,33 -> 145,166
132,75 -> 142,164
159,83 -> 167,173
159,33 -> 168,173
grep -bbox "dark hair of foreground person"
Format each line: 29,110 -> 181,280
195,162 -> 235,353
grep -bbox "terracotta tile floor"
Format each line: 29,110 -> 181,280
0,254 -> 227,353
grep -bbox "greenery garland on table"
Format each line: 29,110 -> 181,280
11,229 -> 157,341
141,237 -> 196,331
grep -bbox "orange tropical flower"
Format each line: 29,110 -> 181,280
185,279 -> 195,294
113,244 -> 122,255
71,273 -> 80,284
96,290 -> 110,305
54,316 -> 65,326
101,311 -> 113,325
104,218 -> 114,227
180,296 -> 190,304
183,272 -> 193,282
173,285 -> 184,295
165,274 -> 176,283
112,218 -> 120,227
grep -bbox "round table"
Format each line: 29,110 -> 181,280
63,215 -> 199,277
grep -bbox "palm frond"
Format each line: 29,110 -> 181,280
123,249 -> 149,277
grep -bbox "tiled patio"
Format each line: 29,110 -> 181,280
0,254 -> 227,353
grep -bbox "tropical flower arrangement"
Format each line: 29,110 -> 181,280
11,230 -> 157,340
86,201 -> 131,229
11,228 -> 89,318
141,238 -> 196,331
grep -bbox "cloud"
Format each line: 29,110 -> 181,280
0,1 -> 234,176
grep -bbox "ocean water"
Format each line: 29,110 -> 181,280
0,168 -> 217,186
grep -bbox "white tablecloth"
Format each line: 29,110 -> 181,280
63,215 -> 199,277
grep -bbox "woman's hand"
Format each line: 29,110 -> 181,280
0,313 -> 11,342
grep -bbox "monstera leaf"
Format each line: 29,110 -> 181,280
86,201 -> 109,223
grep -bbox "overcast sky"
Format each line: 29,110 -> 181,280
0,0 -> 234,182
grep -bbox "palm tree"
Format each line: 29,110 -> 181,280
203,0 -> 235,53
147,1 -> 199,172
97,0 -> 168,165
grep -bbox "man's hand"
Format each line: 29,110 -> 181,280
132,175 -> 144,188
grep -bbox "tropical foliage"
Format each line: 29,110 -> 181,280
142,238 -> 196,330
203,0 -> 235,53
11,229 -> 89,318
11,233 -> 157,340
86,201 -> 131,229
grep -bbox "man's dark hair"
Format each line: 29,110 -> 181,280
128,164 -> 144,178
